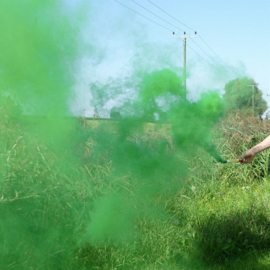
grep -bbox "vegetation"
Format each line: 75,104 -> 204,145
1,108 -> 270,269
223,77 -> 267,117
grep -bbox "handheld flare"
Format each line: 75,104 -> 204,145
225,159 -> 244,164
202,142 -> 245,164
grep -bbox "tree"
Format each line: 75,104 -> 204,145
110,109 -> 122,119
223,77 -> 267,117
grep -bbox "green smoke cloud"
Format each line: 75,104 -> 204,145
0,1 -> 226,269
79,68 -> 225,246
0,1 -> 77,114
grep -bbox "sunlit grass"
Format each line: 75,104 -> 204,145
1,109 -> 270,269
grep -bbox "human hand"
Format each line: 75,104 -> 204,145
241,149 -> 256,163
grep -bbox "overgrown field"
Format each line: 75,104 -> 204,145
1,108 -> 270,270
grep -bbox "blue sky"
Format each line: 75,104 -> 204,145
69,0 -> 270,116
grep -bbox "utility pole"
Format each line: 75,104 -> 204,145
173,31 -> 197,99
247,83 -> 259,117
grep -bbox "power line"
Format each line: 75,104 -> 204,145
116,0 -> 241,80
115,0 -> 209,68
189,38 -> 220,65
188,43 -> 233,76
148,0 -> 196,32
148,0 -> 241,78
131,0 -> 184,32
197,34 -> 229,67
114,0 -> 174,33
126,1 -> 218,75
186,43 -> 214,67
197,34 -> 242,78
175,37 -> 230,72
191,40 -> 236,76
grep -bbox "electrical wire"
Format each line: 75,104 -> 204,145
114,0 -> 174,33
131,0 -> 184,32
189,38 -> 220,65
197,34 -> 230,67
188,39 -> 236,77
148,0 -> 196,32
186,43 -> 216,67
116,0 -> 240,78
173,36 -> 219,69
197,34 -> 242,77
131,0 -> 222,68
148,0 -> 240,77
176,37 -> 230,73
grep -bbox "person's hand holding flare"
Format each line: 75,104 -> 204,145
242,149 -> 256,163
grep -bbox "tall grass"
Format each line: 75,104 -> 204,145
179,113 -> 270,268
1,109 -> 270,269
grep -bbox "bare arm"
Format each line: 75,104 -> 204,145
242,135 -> 270,163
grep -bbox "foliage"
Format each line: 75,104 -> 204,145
223,77 -> 267,117
2,107 -> 270,269
183,113 -> 270,266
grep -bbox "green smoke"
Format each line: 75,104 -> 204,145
0,1 -> 76,114
0,1 -> 89,268
80,70 -> 225,246
0,1 -> 226,269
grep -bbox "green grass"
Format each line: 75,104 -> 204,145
1,109 -> 270,269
